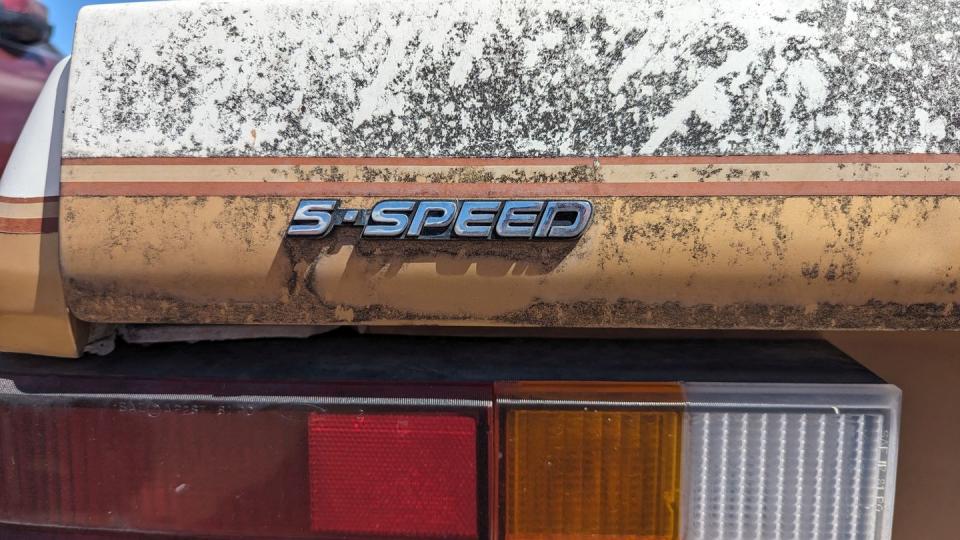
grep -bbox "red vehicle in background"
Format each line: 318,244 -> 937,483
0,0 -> 60,172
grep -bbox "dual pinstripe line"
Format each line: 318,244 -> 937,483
7,154 -> 960,234
59,155 -> 960,197
0,196 -> 59,234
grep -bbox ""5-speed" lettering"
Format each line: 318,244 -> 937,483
287,199 -> 592,240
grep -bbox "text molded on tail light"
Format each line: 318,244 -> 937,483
497,383 -> 685,540
0,379 -> 489,540
496,382 -> 900,540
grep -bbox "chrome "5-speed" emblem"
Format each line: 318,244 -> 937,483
287,199 -> 592,239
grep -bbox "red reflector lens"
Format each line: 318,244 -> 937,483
308,413 -> 479,539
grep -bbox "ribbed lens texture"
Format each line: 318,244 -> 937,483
685,411 -> 887,540
308,413 -> 478,539
504,409 -> 681,540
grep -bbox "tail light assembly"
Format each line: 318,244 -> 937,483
0,338 -> 900,540
498,382 -> 899,540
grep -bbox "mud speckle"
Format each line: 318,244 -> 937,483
60,194 -> 960,330
494,299 -> 960,330
63,277 -> 960,331
801,262 -> 820,279
64,0 -> 960,158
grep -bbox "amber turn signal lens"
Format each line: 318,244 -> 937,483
500,383 -> 683,540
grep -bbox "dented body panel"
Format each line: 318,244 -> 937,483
55,0 -> 960,332
60,156 -> 960,330
0,0 -> 956,351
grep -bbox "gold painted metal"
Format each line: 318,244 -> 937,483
60,160 -> 960,185
0,232 -> 88,357
60,194 -> 960,329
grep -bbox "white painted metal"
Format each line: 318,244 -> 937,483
63,0 -> 960,158
0,57 -> 70,199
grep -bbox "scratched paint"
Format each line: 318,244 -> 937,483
65,0 -> 960,158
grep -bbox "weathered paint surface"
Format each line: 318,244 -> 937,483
60,194 -> 960,329
56,0 -> 960,331
59,157 -> 960,185
66,0 -> 960,158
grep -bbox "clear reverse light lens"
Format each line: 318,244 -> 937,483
682,383 -> 900,540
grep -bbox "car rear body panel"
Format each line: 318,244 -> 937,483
57,0 -> 960,330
